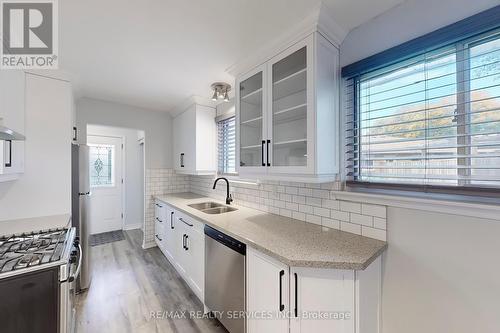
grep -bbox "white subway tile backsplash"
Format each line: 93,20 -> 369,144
373,217 -> 387,230
322,217 -> 340,230
350,213 -> 373,227
305,197 -> 322,207
340,221 -> 362,235
306,214 -> 322,226
361,226 -> 387,241
292,211 -> 306,221
188,175 -> 387,241
330,210 -> 350,222
313,206 -> 330,218
340,201 -> 362,213
322,199 -> 340,210
361,203 -> 387,218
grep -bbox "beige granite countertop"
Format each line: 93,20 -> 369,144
0,214 -> 71,236
155,193 -> 387,270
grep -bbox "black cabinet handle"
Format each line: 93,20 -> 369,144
155,203 -> 162,208
179,217 -> 193,227
185,235 -> 189,251
170,212 -> 174,229
294,272 -> 298,317
155,234 -> 162,242
5,140 -> 12,167
261,140 -> 265,166
156,217 -> 162,223
266,140 -> 271,166
182,234 -> 186,249
180,153 -> 185,167
279,270 -> 285,311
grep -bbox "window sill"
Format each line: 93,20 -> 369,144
331,188 -> 500,221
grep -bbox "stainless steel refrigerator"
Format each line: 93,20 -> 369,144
71,143 -> 91,292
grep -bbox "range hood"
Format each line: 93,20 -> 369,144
0,125 -> 25,141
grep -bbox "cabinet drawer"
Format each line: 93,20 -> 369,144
175,211 -> 203,232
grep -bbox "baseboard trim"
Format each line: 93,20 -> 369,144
123,223 -> 142,231
142,241 -> 157,249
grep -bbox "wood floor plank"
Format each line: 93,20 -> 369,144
76,229 -> 227,333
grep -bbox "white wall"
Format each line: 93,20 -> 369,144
340,0 -> 500,66
87,125 -> 144,229
0,73 -> 72,221
76,97 -> 172,168
383,208 -> 500,333
339,2 -> 500,332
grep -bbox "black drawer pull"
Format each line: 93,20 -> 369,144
294,272 -> 298,317
261,140 -> 265,166
156,217 -> 162,223
266,140 -> 271,166
170,212 -> 174,229
179,217 -> 193,227
279,270 -> 285,311
155,234 -> 162,242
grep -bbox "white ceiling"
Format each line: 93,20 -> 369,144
60,0 -> 406,113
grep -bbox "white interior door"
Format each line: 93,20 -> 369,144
88,135 -> 123,234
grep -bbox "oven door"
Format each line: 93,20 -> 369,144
60,243 -> 82,333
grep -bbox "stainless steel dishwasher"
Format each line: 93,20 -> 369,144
205,225 -> 246,333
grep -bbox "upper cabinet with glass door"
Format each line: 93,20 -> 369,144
236,32 -> 340,182
237,64 -> 266,174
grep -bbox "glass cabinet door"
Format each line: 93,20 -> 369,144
271,46 -> 308,167
239,70 -> 264,168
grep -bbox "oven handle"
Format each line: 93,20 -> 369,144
68,243 -> 82,283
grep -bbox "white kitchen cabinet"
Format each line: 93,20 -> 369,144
236,32 -> 339,182
163,205 -> 177,263
0,70 -> 25,180
154,200 -> 167,250
290,267 -> 354,333
172,103 -> 216,175
247,248 -> 289,333
247,248 -> 381,333
157,202 -> 205,302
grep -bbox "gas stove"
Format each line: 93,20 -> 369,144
0,227 -> 79,333
0,228 -> 73,276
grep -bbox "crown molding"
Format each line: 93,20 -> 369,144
168,95 -> 217,117
226,1 -> 347,78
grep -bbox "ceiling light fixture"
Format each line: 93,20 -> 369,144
211,82 -> 231,103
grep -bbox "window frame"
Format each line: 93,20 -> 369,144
345,28 -> 500,198
216,114 -> 237,176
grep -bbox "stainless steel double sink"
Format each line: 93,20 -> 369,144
188,202 -> 238,215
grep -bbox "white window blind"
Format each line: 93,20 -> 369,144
217,116 -> 236,174
345,30 -> 500,190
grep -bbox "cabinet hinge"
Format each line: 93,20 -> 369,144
121,178 -> 124,184
121,213 -> 123,219
121,143 -> 124,149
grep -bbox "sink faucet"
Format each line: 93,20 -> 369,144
213,177 -> 233,205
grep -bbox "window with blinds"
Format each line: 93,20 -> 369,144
217,116 -> 236,174
345,29 -> 500,192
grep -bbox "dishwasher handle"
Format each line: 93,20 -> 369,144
204,225 -> 246,255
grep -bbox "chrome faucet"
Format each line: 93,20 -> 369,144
213,177 -> 233,205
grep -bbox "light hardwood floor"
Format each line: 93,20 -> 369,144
76,229 -> 228,333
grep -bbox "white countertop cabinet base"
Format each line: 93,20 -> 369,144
154,200 -> 205,303
247,248 -> 382,333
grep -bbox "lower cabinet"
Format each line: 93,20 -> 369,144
247,248 -> 382,333
247,248 -> 290,333
154,200 -> 205,303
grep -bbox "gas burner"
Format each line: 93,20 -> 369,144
15,253 -> 43,269
0,228 -> 70,273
